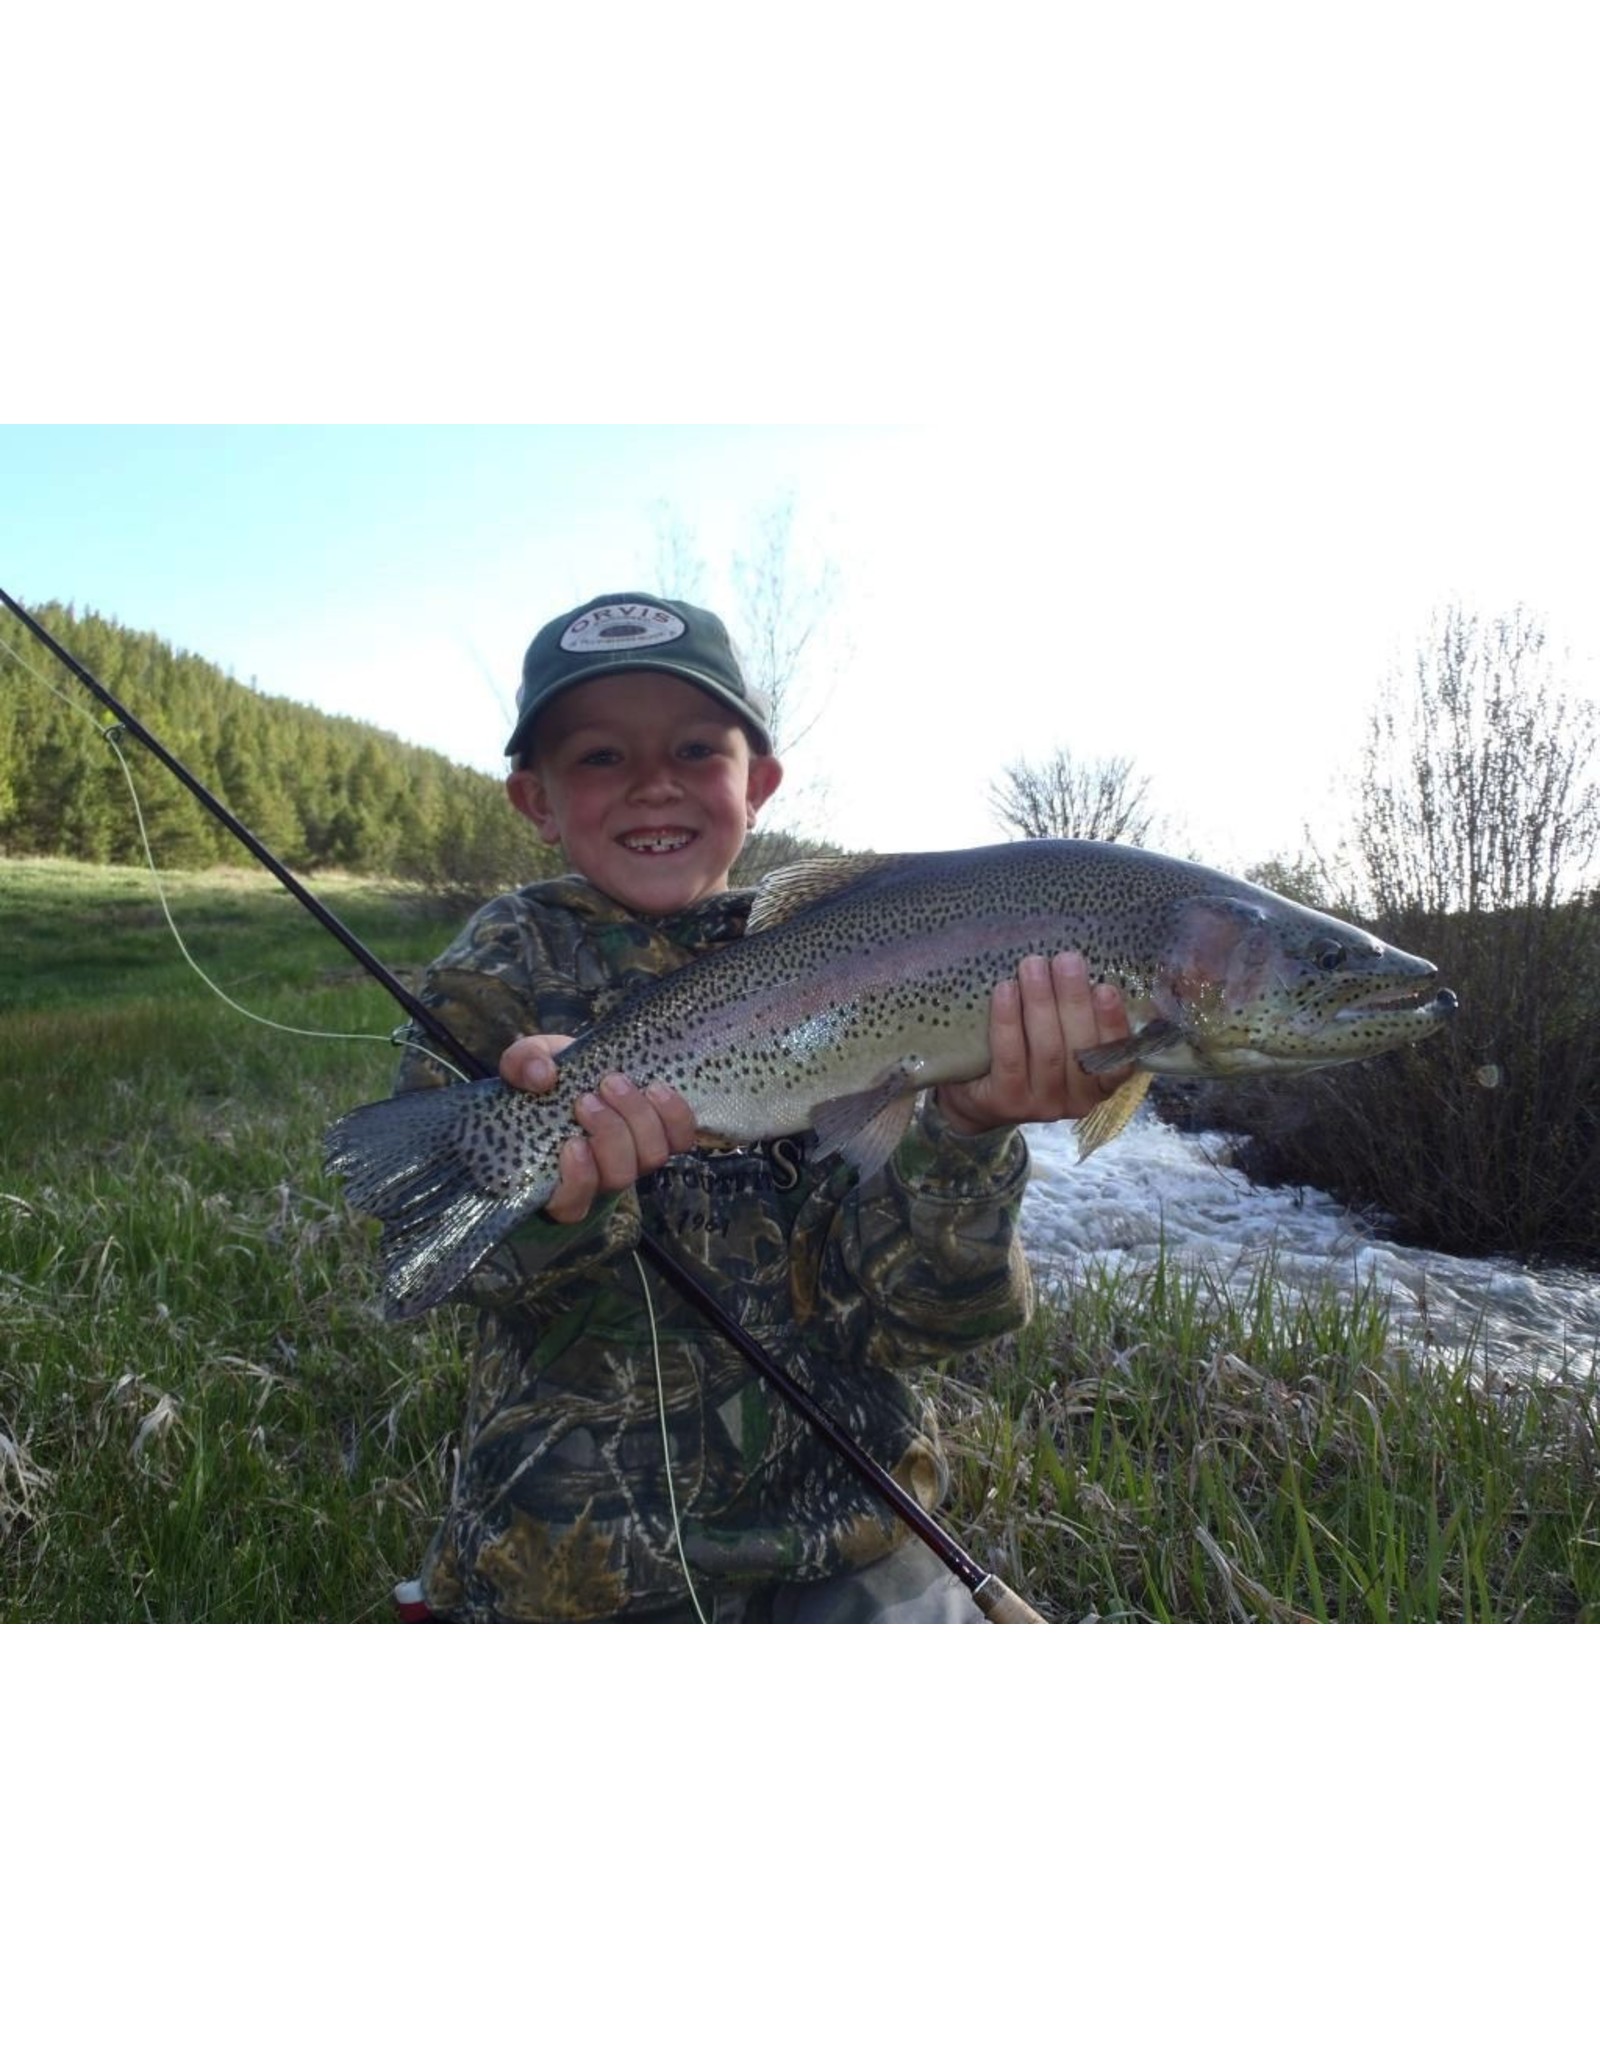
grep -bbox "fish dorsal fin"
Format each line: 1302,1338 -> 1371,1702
746,853 -> 906,934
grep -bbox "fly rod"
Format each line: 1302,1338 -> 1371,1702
0,586 -> 1045,1622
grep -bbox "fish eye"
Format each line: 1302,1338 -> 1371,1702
1314,942 -> 1347,971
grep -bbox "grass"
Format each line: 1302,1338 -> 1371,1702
4,857 -> 1598,1622
933,1257 -> 1599,1622
1,860 -> 471,1622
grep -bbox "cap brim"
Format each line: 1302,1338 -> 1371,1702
505,660 -> 773,757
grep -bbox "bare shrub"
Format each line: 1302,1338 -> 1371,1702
1180,607 -> 1600,1262
1359,603 -> 1600,917
990,747 -> 1158,843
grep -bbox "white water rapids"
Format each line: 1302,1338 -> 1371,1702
1018,1113 -> 1600,1382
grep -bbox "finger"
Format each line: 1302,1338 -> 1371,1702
543,1134 -> 599,1225
644,1079 -> 700,1155
572,1089 -> 645,1190
1045,951 -> 1118,1116
504,1046 -> 558,1092
972,961 -> 1061,1123
594,1073 -> 677,1175
1091,977 -> 1132,1055
501,1033 -> 574,1092
1050,951 -> 1101,1060
1015,953 -> 1074,1097
984,974 -> 1026,1091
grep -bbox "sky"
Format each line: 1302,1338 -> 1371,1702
5,10 -> 1598,883
5,412 -> 1597,877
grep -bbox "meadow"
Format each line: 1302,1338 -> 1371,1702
3,859 -> 1596,1622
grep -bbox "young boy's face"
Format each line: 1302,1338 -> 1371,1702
506,672 -> 783,915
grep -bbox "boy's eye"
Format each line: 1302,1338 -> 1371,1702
566,736 -> 726,769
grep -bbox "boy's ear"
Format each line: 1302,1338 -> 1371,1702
506,769 -> 563,846
745,753 -> 783,824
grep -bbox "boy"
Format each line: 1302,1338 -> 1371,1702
391,591 -> 1130,1622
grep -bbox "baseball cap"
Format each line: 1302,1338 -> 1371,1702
506,592 -> 775,759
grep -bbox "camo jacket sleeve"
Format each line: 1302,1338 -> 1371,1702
391,876 -> 669,1293
800,1092 -> 1037,1376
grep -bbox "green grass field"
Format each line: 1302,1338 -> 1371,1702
3,858 -> 1597,1621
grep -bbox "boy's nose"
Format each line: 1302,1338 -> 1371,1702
631,759 -> 684,799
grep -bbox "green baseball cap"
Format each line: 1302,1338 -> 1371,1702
507,592 -> 775,759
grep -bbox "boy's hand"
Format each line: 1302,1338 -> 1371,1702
935,952 -> 1134,1136
500,1033 -> 575,1095
500,1033 -> 699,1225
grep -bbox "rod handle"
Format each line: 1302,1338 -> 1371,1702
973,1575 -> 1049,1624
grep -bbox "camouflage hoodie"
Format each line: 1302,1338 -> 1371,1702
394,874 -> 1035,1621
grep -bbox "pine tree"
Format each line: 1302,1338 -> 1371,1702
0,602 -> 523,880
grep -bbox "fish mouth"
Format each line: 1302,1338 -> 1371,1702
617,829 -> 698,856
1334,984 -> 1459,1026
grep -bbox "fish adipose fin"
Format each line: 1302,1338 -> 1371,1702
810,1078 -> 919,1185
324,1081 -> 563,1319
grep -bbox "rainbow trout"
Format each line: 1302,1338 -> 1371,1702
325,841 -> 1457,1317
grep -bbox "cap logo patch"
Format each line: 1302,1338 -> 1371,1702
560,604 -> 688,655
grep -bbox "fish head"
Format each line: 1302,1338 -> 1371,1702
1150,892 -> 1458,1075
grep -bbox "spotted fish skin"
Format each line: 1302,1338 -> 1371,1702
325,840 -> 1457,1316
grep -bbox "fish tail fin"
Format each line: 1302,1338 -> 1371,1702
324,1080 -> 564,1318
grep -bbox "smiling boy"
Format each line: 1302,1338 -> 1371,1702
389,591 -> 1130,1622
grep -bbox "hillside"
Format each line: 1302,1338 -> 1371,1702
0,601 -> 553,893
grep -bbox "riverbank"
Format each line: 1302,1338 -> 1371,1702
931,1255 -> 1597,1622
1021,1116 -> 1600,1382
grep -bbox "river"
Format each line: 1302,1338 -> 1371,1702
1019,1113 -> 1600,1382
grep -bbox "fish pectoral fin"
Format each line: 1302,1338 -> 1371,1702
1076,1018 -> 1186,1074
811,1079 -> 919,1185
1075,1069 -> 1155,1160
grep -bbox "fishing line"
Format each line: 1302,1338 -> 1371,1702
105,726 -> 419,1055
630,1248 -> 710,1625
0,629 -> 468,1081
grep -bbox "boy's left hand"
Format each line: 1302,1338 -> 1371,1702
935,952 -> 1133,1136
500,1032 -> 700,1225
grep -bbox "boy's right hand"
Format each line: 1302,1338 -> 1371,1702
500,1034 -> 699,1225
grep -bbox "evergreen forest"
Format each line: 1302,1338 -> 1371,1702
0,602 -> 555,895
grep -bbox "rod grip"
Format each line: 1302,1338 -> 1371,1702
973,1575 -> 1049,1624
